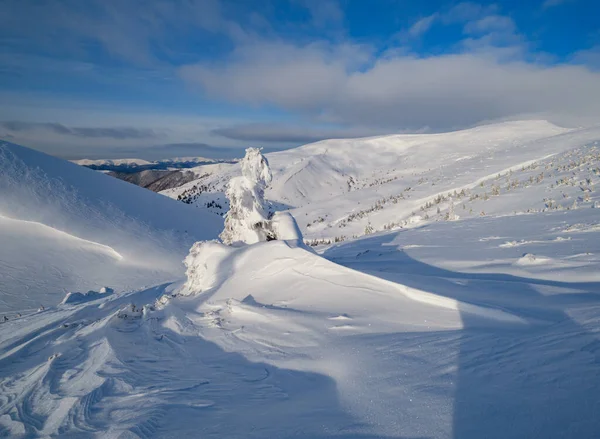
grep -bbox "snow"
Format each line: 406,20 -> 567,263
72,156 -> 220,172
183,240 -> 234,294
220,148 -> 273,245
164,120 -> 600,243
0,141 -> 223,311
72,158 -> 154,167
269,211 -> 304,242
60,288 -> 114,305
2,121 -> 600,438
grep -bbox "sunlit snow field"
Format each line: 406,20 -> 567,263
1,121 -> 600,438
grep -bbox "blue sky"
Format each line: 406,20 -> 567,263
0,0 -> 599,159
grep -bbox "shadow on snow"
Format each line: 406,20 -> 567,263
325,232 -> 600,439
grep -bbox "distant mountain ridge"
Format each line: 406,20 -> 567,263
108,169 -> 199,192
72,156 -> 235,173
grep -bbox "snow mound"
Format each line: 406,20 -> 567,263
269,211 -> 304,243
515,253 -> 552,266
60,287 -> 114,305
184,239 -> 525,327
183,240 -> 234,294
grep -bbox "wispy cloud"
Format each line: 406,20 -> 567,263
408,14 -> 439,37
0,121 -> 161,139
542,0 -> 570,9
212,123 -> 388,143
573,45 -> 600,69
296,0 -> 344,28
463,15 -> 516,35
0,0 -> 247,66
405,2 -> 519,43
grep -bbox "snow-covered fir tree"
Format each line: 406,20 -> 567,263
219,148 -> 273,245
445,197 -> 458,221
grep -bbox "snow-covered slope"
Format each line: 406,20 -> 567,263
163,121 -> 600,240
0,141 -> 223,311
1,213 -> 599,437
2,122 -> 600,438
0,240 -> 523,437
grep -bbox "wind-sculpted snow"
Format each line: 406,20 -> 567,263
60,288 -> 114,305
0,141 -> 223,311
2,216 -> 599,437
0,237 -> 532,438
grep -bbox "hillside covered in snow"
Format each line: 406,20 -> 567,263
0,142 -> 223,311
1,121 -> 600,438
162,121 -> 600,241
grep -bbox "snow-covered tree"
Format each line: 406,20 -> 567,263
183,149 -> 308,294
220,148 -> 273,245
445,197 -> 459,221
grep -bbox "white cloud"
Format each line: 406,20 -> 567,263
408,14 -> 438,37
178,1 -> 600,131
181,39 -> 600,131
180,40 -> 371,112
0,0 -> 252,66
463,15 -> 516,35
406,2 -> 512,39
572,46 -> 600,69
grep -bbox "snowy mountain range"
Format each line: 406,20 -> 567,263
1,120 -> 600,438
72,156 -> 228,173
162,120 -> 600,241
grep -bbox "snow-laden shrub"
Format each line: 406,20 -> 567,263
268,211 -> 303,242
445,198 -> 459,221
183,240 -> 234,294
220,148 -> 273,245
